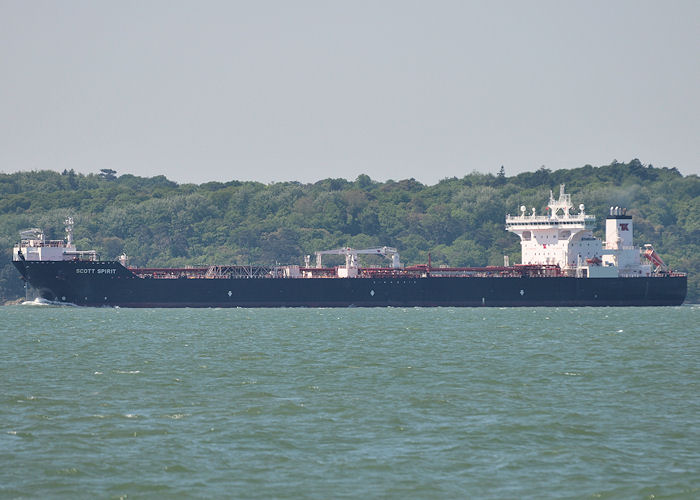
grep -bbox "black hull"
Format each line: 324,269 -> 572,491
13,260 -> 687,307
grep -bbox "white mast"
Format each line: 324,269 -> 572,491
65,217 -> 74,248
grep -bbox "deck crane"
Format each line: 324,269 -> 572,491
643,244 -> 667,273
315,247 -> 401,277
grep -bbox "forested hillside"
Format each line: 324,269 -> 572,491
1,160 -> 698,303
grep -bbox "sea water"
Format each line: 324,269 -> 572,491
1,305 -> 698,499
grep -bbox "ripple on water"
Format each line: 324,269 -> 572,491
0,306 -> 697,498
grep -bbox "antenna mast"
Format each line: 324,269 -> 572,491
65,217 -> 74,247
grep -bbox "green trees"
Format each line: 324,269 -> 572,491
1,160 -> 697,302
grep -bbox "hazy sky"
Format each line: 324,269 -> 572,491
1,0 -> 698,185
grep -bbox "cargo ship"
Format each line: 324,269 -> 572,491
12,186 -> 687,307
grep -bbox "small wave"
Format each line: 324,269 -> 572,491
164,464 -> 192,473
21,298 -> 78,307
55,467 -> 80,475
114,370 -> 141,374
18,395 -> 39,401
7,430 -> 33,438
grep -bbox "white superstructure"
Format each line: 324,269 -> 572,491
505,185 -> 652,278
13,218 -> 97,262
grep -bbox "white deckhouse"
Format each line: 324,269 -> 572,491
505,185 -> 652,278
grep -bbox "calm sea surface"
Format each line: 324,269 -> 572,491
1,305 -> 698,499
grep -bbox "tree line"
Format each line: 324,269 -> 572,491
1,159 -> 698,302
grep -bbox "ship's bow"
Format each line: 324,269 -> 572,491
12,259 -> 28,280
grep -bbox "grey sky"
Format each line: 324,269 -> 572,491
1,0 -> 698,185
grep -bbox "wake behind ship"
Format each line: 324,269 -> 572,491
12,187 -> 687,307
